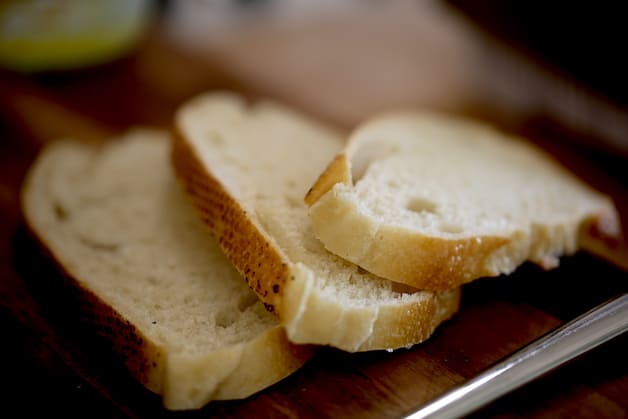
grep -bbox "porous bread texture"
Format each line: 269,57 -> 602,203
306,111 -> 623,291
173,92 -> 460,353
20,129 -> 313,411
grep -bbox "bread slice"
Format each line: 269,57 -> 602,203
305,111 -> 624,291
172,92 -> 460,353
20,129 -> 313,410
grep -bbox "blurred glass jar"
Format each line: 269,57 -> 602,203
0,0 -> 154,73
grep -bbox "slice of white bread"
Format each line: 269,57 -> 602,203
172,92 -> 460,353
20,129 -> 313,410
305,111 -> 624,291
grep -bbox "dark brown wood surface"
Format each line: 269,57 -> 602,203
1,4 -> 627,418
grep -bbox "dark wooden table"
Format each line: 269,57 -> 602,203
1,3 -> 626,417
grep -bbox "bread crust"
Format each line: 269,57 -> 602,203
304,153 -> 351,206
171,128 -> 291,315
172,95 -> 461,352
306,112 -> 626,290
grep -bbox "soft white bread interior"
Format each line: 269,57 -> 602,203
305,111 -> 624,290
20,129 -> 313,410
173,93 -> 460,353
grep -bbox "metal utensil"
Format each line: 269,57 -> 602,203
405,293 -> 628,419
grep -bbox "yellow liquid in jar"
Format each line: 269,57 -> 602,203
0,0 -> 153,72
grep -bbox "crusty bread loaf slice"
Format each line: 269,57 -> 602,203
20,129 -> 313,411
172,92 -> 460,353
305,111 -> 624,291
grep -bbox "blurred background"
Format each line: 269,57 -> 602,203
1,0 -> 627,156
2,0 -> 626,218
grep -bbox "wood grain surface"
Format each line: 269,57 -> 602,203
0,3 -> 626,417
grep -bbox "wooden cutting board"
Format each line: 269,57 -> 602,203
0,12 -> 626,418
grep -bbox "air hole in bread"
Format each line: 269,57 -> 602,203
439,222 -> 463,234
285,195 -> 302,209
215,311 -> 237,328
78,236 -> 119,252
53,202 -> 69,221
406,197 -> 438,214
391,282 -> 419,294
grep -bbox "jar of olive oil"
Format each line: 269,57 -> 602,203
0,0 -> 153,72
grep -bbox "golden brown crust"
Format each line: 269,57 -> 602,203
366,288 -> 460,349
360,231 -> 509,291
308,187 -> 510,291
171,127 -> 292,317
304,153 -> 351,205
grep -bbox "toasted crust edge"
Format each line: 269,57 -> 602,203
304,153 -> 351,205
171,127 -> 292,316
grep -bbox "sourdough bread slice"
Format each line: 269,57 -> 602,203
173,92 -> 460,352
305,111 -> 624,291
21,129 -> 313,410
